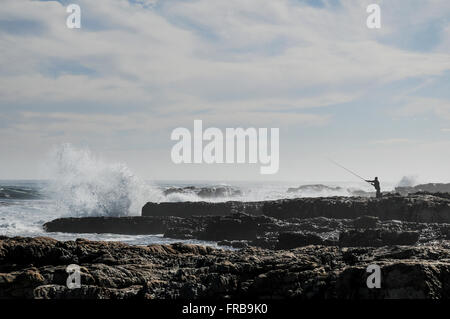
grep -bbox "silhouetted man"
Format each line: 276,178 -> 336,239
366,177 -> 381,198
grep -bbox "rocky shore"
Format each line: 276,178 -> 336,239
1,236 -> 450,299
43,193 -> 450,250
4,191 -> 450,299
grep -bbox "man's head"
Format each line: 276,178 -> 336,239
375,177 -> 378,180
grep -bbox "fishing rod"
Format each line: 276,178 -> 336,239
327,158 -> 369,183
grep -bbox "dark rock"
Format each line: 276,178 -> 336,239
217,240 -> 249,249
395,183 -> 450,195
44,212 -> 450,249
44,217 -> 169,235
339,229 -> 420,247
164,227 -> 195,240
198,216 -> 257,241
276,232 -> 335,249
250,236 -> 278,250
142,201 -> 264,217
262,194 -> 450,223
2,237 -> 450,299
353,216 -> 380,229
142,193 -> 450,223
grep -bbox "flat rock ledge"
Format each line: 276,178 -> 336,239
1,236 -> 450,299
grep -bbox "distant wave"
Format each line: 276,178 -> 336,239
287,184 -> 371,197
159,183 -> 373,203
163,186 -> 242,199
0,186 -> 43,200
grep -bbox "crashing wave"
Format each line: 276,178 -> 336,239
43,144 -> 162,217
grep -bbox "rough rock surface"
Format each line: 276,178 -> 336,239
142,193 -> 450,223
44,213 -> 450,250
1,236 -> 450,299
142,201 -> 264,217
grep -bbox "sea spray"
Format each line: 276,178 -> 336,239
397,175 -> 419,187
43,144 -> 162,217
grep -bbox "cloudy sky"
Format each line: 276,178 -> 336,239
0,0 -> 449,182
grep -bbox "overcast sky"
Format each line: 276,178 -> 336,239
0,0 -> 450,182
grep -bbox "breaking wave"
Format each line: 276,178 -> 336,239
43,144 -> 162,217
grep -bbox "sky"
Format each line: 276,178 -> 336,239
0,0 -> 449,183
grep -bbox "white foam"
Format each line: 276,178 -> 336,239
42,144 -> 163,217
397,175 -> 419,187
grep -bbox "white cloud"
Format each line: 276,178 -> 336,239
1,0 -> 450,180
1,0 -> 449,118
394,97 -> 450,120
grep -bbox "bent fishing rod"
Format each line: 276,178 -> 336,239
327,158 -> 369,183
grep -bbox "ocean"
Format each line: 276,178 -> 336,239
0,179 -> 393,247
0,144 -> 396,246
